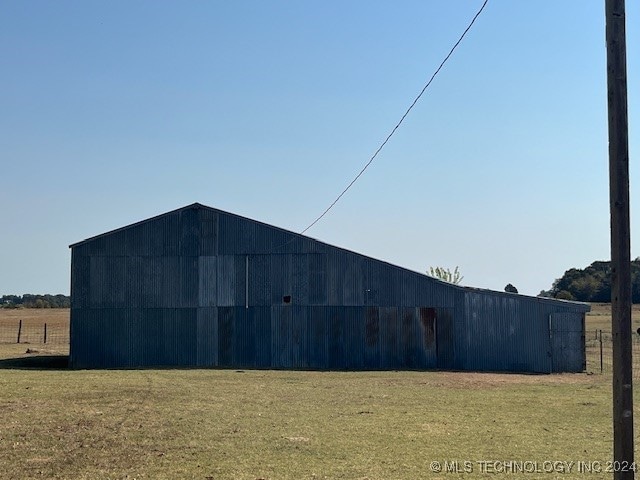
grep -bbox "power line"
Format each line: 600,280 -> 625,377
299,0 -> 489,235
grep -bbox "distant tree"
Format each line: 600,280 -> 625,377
0,294 -> 70,308
555,290 -> 575,301
428,266 -> 463,285
544,258 -> 640,303
504,283 -> 518,294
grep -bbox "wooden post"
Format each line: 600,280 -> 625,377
17,319 -> 22,344
600,330 -> 604,374
606,0 -> 634,477
44,323 -> 47,344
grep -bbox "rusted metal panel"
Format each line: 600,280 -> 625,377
400,307 -> 417,368
379,307 -> 400,368
420,307 -> 439,367
434,308 -> 455,369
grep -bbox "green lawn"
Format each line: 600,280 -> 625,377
1,345 -> 636,479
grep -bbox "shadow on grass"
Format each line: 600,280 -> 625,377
0,355 -> 69,370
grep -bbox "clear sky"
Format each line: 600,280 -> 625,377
1,1 -> 638,297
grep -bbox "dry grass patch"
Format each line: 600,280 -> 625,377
0,308 -> 70,327
586,303 -> 640,332
0,309 -> 69,349
0,347 -> 635,479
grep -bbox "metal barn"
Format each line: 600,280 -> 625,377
69,203 -> 589,372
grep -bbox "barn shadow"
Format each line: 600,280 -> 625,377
0,354 -> 69,370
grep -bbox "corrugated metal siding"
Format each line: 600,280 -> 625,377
344,307 -> 364,369
179,207 -> 200,256
70,251 -> 90,309
196,307 -> 217,366
235,307 -> 255,367
462,292 -> 553,373
198,208 -> 219,256
364,307 -> 380,369
216,255 -> 235,307
199,256 -> 217,307
550,312 -> 585,372
70,203 -> 589,371
254,307 -> 272,368
309,254 -> 327,305
248,255 -> 270,306
435,308 -> 455,369
379,307 -> 400,367
217,307 -> 234,367
309,306 -> 328,368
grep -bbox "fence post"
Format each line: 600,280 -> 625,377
17,319 -> 22,344
44,323 -> 47,344
600,329 -> 604,374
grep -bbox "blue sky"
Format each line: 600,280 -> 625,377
1,1 -> 638,296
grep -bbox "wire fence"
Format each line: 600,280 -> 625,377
0,319 -> 69,353
585,329 -> 640,379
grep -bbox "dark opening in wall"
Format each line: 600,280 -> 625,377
283,295 -> 292,304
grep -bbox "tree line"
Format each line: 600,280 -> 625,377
1,294 -> 71,309
539,258 -> 640,303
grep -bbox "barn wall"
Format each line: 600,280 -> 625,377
70,204 -> 588,371
461,291 -> 587,373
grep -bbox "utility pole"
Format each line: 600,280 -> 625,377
605,0 -> 634,478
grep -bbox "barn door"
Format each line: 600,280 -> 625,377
550,313 -> 586,373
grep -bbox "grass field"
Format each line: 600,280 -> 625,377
585,303 -> 640,332
0,348 -> 634,480
1,306 -> 639,479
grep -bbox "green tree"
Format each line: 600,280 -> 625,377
504,283 -> 518,294
428,266 -> 463,285
544,258 -> 640,303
